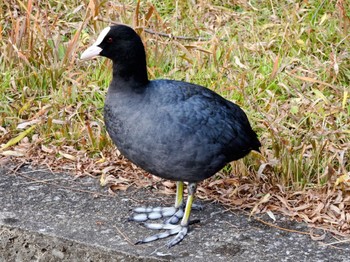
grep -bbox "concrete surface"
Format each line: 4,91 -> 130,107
0,164 -> 349,262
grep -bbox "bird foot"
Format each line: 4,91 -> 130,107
129,183 -> 201,247
135,223 -> 188,247
129,206 -> 181,223
129,204 -> 203,224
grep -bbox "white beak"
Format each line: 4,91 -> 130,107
80,45 -> 103,60
81,26 -> 111,60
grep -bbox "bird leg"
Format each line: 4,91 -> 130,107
129,181 -> 184,223
135,182 -> 197,247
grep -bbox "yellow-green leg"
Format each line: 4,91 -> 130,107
175,181 -> 184,208
165,181 -> 185,224
130,181 -> 184,222
166,182 -> 197,247
135,182 -> 197,247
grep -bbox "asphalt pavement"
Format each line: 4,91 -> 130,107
0,164 -> 348,261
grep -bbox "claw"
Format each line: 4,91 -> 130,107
166,226 -> 188,247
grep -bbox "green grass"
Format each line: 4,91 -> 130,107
0,0 -> 349,234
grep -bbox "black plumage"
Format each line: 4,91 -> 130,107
81,24 -> 261,246
105,79 -> 260,182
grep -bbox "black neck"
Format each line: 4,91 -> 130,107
112,60 -> 148,87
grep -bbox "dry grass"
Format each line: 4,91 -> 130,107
0,0 -> 349,243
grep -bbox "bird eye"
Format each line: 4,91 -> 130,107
107,37 -> 113,43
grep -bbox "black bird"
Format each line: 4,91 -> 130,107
81,24 -> 261,247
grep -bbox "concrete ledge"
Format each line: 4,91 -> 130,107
0,165 -> 348,261
1,226 -> 156,261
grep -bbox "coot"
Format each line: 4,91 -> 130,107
81,24 -> 261,247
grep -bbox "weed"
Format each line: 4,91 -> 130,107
0,0 -> 349,236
